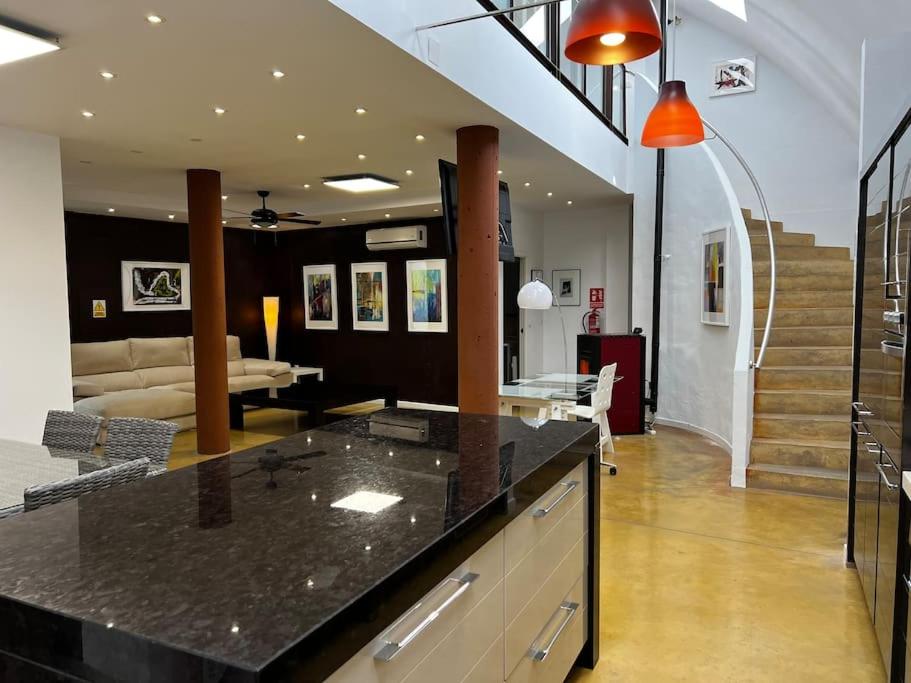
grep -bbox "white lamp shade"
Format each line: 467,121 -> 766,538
517,280 -> 554,310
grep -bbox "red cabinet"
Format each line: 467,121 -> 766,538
577,334 -> 645,435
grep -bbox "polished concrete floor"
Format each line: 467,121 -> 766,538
172,411 -> 885,681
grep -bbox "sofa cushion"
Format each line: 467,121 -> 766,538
228,360 -> 246,377
73,371 -> 143,393
136,365 -> 195,388
73,380 -> 105,398
187,335 -> 243,364
130,337 -> 190,370
167,382 -> 197,394
71,340 -> 133,376
228,375 -> 280,392
75,388 -> 196,421
243,359 -> 292,378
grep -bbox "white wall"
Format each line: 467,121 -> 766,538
0,126 -> 72,442
659,15 -> 858,251
512,203 -> 631,376
327,0 -> 630,193
860,33 -> 911,173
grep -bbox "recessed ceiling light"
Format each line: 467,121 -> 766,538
415,134 -> 425,142
357,153 -> 367,161
168,214 -> 175,220
365,544 -> 372,551
323,174 -> 399,193
271,69 -> 285,79
341,218 -> 347,222
303,184 -> 311,189
497,170 -> 503,175
524,181 -> 531,187
547,192 -> 553,197
99,71 -> 116,80
433,208 -> 439,212
567,200 -> 574,205
79,160 -> 92,165
355,106 -> 367,115
81,110 -> 95,118
296,133 -> 306,141
384,213 -> 391,219
405,169 -> 414,176
107,207 -> 115,213
221,194 -> 228,200
221,219 -> 227,224
0,23 -> 60,66
230,624 -> 239,634
331,491 -> 402,514
213,106 -> 226,116
146,14 -> 164,24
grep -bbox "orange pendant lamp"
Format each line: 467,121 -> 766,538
641,80 -> 704,148
564,0 -> 663,65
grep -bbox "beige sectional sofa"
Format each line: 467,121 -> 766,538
72,336 -> 292,431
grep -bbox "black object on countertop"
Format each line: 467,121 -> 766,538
0,410 -> 596,681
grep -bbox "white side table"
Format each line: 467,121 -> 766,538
290,366 -> 324,383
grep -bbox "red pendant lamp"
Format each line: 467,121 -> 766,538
640,80 -> 704,148
564,0 -> 663,65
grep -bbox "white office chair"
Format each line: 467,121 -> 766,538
570,363 -> 618,475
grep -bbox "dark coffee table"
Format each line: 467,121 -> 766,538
229,382 -> 398,430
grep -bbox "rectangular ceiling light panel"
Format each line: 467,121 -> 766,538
0,24 -> 59,66
322,174 -> 400,193
330,490 -> 403,514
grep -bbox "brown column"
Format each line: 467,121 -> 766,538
457,125 -> 500,415
187,169 -> 230,455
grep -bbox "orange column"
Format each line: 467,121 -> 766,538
186,169 -> 230,455
457,125 -> 500,415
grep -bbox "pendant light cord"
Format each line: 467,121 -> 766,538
671,0 -> 678,79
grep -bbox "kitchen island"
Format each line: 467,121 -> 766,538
0,410 -> 599,682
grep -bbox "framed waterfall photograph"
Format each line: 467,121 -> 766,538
702,227 -> 729,326
350,262 -> 389,332
121,261 -> 191,312
303,264 -> 339,330
406,259 -> 448,333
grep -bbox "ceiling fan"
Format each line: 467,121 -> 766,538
223,190 -> 321,229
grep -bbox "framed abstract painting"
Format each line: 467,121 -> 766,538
711,56 -> 756,97
121,261 -> 191,312
702,227 -> 729,326
303,264 -> 339,330
350,262 -> 389,332
406,259 -> 448,333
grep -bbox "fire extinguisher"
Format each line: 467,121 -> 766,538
586,308 -> 601,334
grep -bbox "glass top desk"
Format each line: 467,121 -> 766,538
499,373 -> 602,420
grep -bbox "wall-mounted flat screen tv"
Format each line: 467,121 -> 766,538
438,159 -> 515,262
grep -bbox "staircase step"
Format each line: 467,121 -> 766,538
746,463 -> 848,498
754,389 -> 851,416
758,346 -> 852,366
752,245 -> 851,261
741,209 -> 784,232
753,274 -> 853,291
756,366 -> 852,390
758,326 -> 853,347
753,260 -> 854,276
753,413 -> 850,441
755,289 -> 853,309
749,233 -> 815,247
753,307 -> 854,327
750,437 -> 850,469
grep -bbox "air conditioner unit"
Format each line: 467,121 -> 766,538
365,225 -> 428,251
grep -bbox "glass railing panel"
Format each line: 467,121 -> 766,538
611,66 -> 626,135
558,0 -> 585,91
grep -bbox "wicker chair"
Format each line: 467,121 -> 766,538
104,417 -> 178,475
42,410 -> 104,453
23,458 -> 150,512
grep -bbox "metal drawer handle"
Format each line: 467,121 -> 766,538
864,442 -> 881,455
874,463 -> 899,490
528,601 -> 579,662
533,481 -> 579,518
904,575 -> 911,593
852,402 -> 873,417
884,311 -> 905,324
881,340 -> 904,358
374,572 -> 479,662
852,422 -> 871,437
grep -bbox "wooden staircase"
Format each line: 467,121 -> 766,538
745,209 -> 854,498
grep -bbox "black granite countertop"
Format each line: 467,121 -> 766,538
0,410 -> 595,677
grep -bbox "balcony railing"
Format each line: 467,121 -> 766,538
478,0 -> 628,143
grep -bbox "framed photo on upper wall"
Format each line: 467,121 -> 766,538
711,56 -> 756,97
552,269 -> 582,307
702,227 -> 729,326
406,259 -> 448,333
350,262 -> 389,332
303,264 -> 339,330
121,261 -> 191,312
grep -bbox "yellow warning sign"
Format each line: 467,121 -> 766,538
92,299 -> 107,319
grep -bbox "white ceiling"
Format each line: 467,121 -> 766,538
0,0 -> 627,229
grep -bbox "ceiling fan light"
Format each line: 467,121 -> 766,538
641,80 -> 705,148
564,0 -> 662,65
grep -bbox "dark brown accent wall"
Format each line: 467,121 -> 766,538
64,212 -> 457,405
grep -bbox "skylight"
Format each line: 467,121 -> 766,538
0,23 -> 59,66
707,0 -> 747,21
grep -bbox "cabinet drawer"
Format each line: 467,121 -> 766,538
505,463 -> 586,573
505,494 -> 585,625
327,532 -> 504,683
505,535 -> 586,677
463,635 -> 505,683
506,574 -> 585,683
